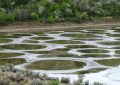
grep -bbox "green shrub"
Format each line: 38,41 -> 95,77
0,64 -> 16,72
61,77 -> 70,84
31,12 -> 39,20
73,79 -> 83,85
0,12 -> 6,24
49,80 -> 59,85
47,15 -> 55,23
0,77 -> 10,85
0,12 -> 16,24
29,79 -> 43,85
0,0 -> 120,24
6,13 -> 16,22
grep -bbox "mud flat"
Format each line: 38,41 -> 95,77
0,25 -> 120,84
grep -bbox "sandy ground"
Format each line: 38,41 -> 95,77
0,21 -> 120,32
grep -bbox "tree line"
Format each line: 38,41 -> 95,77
0,0 -> 120,24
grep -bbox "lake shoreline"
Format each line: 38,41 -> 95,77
0,19 -> 120,32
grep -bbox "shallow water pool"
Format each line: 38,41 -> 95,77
0,27 -> 120,84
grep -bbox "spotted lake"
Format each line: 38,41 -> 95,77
0,26 -> 120,85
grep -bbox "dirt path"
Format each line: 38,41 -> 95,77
0,22 -> 120,32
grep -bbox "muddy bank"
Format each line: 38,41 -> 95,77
0,21 -> 120,32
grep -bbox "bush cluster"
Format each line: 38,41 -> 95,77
0,0 -> 119,24
0,64 -> 107,85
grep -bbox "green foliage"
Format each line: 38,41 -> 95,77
0,77 -> 10,85
31,12 -> 39,20
0,0 -> 120,24
29,79 -> 43,85
0,64 -> 15,72
0,64 -> 105,85
0,12 -> 15,24
0,12 -> 6,24
61,77 -> 70,84
47,15 -> 55,23
49,80 -> 59,85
